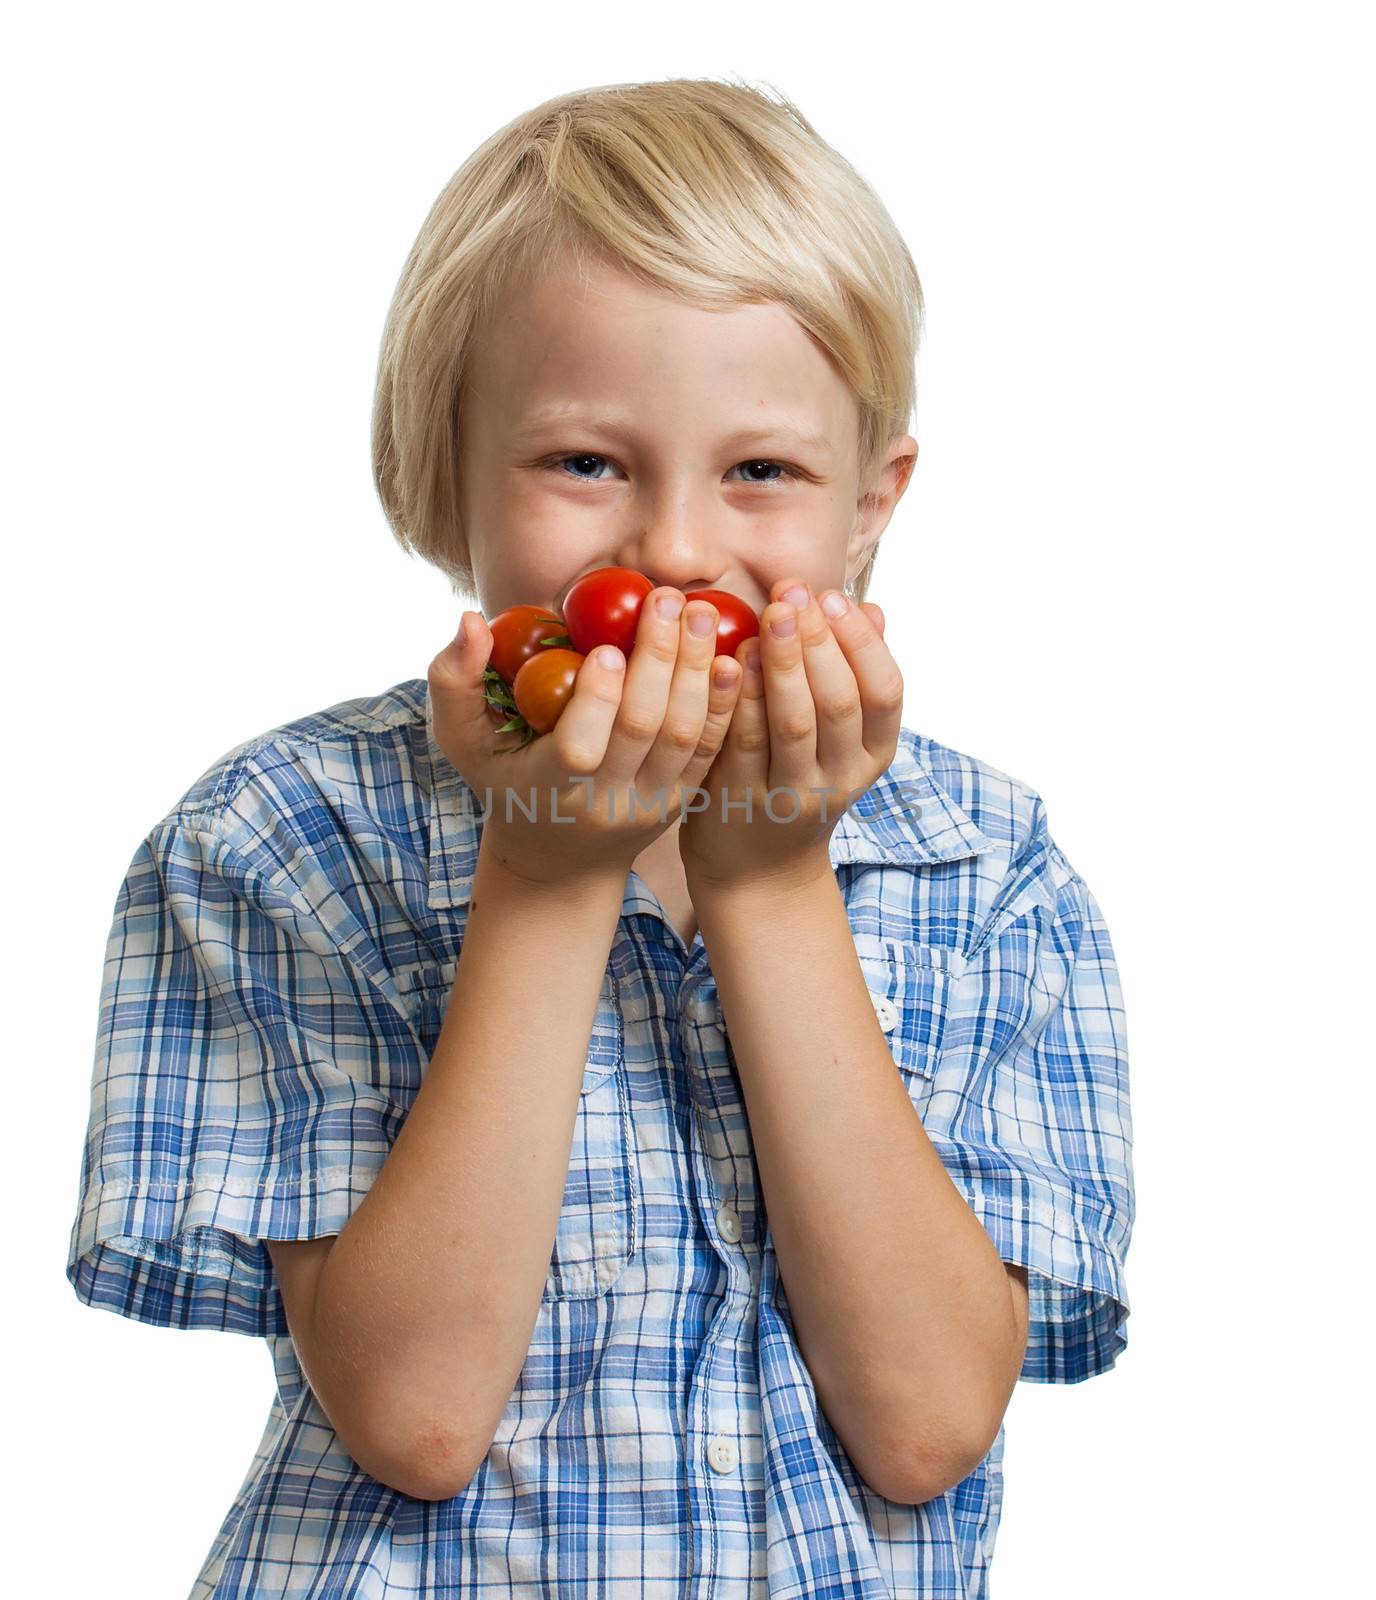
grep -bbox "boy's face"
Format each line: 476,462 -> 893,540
456,249 -> 916,620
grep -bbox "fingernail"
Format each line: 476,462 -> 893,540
770,610 -> 797,638
713,661 -> 736,688
656,591 -> 684,620
687,604 -> 716,637
596,646 -> 624,670
782,584 -> 809,609
821,590 -> 849,618
457,614 -> 469,650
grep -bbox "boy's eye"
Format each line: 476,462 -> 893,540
546,452 -> 801,485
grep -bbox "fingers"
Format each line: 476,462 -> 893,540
750,593 -> 824,790
427,611 -> 497,773
544,642 -> 630,775
636,596 -> 739,798
595,587 -> 683,783
762,582 -> 867,777
813,591 -> 904,762
598,588 -> 704,787
765,581 -> 902,770
711,633 -> 770,800
729,581 -> 903,791
673,650 -> 744,807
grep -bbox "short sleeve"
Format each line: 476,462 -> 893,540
65,817 -> 415,1337
924,841 -> 1135,1383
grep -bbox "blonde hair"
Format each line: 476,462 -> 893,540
371,76 -> 923,607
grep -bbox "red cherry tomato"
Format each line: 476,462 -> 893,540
486,603 -> 569,687
683,589 -> 760,662
512,647 -> 586,735
561,567 -> 654,660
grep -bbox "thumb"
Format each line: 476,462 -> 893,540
428,611 -> 496,759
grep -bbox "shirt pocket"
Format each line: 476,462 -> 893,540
851,933 -> 960,1105
393,961 -> 638,1301
543,968 -> 638,1300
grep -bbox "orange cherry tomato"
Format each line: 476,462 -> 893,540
511,647 -> 586,735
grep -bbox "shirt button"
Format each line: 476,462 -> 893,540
869,990 -> 899,1032
706,1437 -> 739,1474
716,1203 -> 742,1244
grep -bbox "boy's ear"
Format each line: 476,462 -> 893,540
845,434 -> 918,585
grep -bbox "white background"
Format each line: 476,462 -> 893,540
9,2 -> 1371,1594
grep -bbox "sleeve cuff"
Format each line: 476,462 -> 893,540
65,1157 -> 388,1338
926,1134 -> 1132,1383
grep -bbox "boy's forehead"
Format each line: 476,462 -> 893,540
511,403 -> 835,458
473,262 -> 856,448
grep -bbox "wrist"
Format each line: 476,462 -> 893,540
474,834 -> 628,903
682,847 -> 836,906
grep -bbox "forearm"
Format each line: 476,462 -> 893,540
690,862 -> 1023,1499
311,840 -> 627,1493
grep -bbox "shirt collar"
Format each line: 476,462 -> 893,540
423,684 -> 996,911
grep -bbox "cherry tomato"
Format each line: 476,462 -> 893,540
683,589 -> 760,661
486,603 -> 569,687
512,647 -> 586,735
561,567 -> 654,659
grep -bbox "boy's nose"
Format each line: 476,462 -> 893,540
619,505 -> 724,593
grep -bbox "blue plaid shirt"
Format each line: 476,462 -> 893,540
66,678 -> 1134,1599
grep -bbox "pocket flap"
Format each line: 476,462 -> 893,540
851,933 -> 961,1081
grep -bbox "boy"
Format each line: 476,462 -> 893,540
67,77 -> 1133,1597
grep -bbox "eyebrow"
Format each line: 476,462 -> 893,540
514,409 -> 834,456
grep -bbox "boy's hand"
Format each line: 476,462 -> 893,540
679,578 -> 903,891
428,589 -> 744,888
